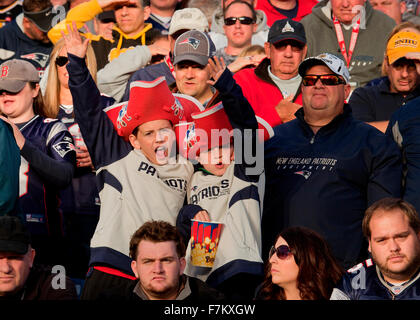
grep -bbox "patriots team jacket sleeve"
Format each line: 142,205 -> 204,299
213,68 -> 258,132
20,133 -> 75,188
213,67 -> 261,180
67,53 -> 132,169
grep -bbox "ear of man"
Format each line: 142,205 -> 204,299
131,260 -> 139,278
129,132 -> 142,149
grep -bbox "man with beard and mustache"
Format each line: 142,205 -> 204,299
331,198 -> 420,300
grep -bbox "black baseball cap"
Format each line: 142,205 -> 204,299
0,216 -> 31,255
23,5 -> 54,33
268,19 -> 306,45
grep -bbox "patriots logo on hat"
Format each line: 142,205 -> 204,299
117,103 -> 132,129
282,21 -> 294,33
179,37 -> 200,49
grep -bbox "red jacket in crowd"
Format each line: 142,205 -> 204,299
255,0 -> 318,26
234,58 -> 303,140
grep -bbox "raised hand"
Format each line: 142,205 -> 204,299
227,54 -> 266,73
97,0 -> 133,10
207,56 -> 227,86
405,52 -> 420,75
60,21 -> 89,59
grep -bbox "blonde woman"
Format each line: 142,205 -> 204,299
44,38 -> 114,280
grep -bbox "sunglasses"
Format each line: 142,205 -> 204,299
269,244 -> 292,260
55,56 -> 69,67
224,16 -> 255,26
302,74 -> 346,86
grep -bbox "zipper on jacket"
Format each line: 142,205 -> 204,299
310,136 -> 315,144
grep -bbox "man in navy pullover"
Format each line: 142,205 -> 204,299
263,53 -> 402,269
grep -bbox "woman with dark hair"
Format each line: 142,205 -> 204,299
255,226 -> 344,300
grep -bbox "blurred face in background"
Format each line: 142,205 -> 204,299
114,0 -> 151,36
94,16 -> 115,40
370,0 -> 405,24
22,18 -> 50,43
330,0 -> 367,25
223,2 -> 256,50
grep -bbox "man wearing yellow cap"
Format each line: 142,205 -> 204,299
386,32 -> 420,219
350,30 -> 420,133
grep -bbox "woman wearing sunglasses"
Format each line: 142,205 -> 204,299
255,226 -> 343,300
43,38 -> 114,280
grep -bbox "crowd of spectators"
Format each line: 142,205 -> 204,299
0,0 -> 420,301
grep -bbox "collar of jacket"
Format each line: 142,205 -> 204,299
295,103 -> 353,138
255,58 -> 302,102
376,265 -> 420,298
255,57 -> 274,85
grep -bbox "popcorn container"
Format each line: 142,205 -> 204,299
190,220 -> 223,268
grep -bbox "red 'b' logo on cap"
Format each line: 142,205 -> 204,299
1,66 -> 8,78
